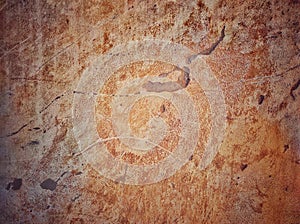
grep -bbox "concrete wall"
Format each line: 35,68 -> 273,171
1,0 -> 299,223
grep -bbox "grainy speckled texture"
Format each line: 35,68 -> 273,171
0,0 -> 300,223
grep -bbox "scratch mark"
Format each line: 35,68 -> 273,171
60,171 -> 68,178
221,64 -> 300,86
10,77 -> 68,84
1,123 -> 28,138
33,13 -> 118,75
188,26 -> 226,63
34,41 -> 77,74
0,2 -> 7,13
0,36 -> 30,59
73,90 -> 97,96
73,90 -> 141,97
74,136 -> 172,158
71,194 -> 82,202
285,64 -> 300,74
55,171 -> 69,183
199,26 -> 226,55
73,139 -> 102,158
290,79 -> 300,100
1,10 -> 117,64
39,94 -> 64,114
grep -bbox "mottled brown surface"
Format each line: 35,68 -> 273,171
0,0 -> 299,223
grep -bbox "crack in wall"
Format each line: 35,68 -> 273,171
0,120 -> 34,138
187,26 -> 226,63
39,94 -> 65,114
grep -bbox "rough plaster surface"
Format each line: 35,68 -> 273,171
0,0 -> 299,223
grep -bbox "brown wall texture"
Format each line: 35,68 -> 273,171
0,0 -> 299,223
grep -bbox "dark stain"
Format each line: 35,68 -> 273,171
28,127 -> 41,131
279,101 -> 287,111
75,171 -> 83,175
67,204 -> 72,213
290,79 -> 300,100
240,163 -> 248,171
292,21 -> 299,27
268,101 -> 288,114
150,4 -> 158,13
160,104 -> 166,113
258,95 -> 265,105
283,144 -> 289,153
28,140 -> 39,145
181,66 -> 190,88
6,178 -> 22,190
40,178 -> 57,191
197,0 -> 206,8
71,194 -> 81,202
189,154 -> 193,161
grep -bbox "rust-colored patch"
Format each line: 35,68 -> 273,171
2,0 -> 299,222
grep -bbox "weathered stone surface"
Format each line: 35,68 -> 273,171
0,0 -> 299,223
